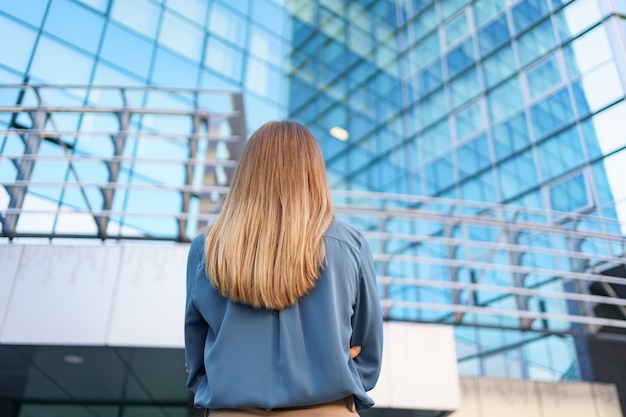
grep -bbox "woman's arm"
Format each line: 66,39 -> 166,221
350,235 -> 384,391
184,236 -> 209,393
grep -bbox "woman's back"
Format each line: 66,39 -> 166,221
185,219 -> 383,411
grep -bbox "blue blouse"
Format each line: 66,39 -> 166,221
184,219 -> 383,412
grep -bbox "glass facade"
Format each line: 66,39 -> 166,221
1,0 -> 626,404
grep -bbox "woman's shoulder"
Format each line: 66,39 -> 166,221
324,219 -> 367,250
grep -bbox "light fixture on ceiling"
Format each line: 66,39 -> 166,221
330,126 -> 349,141
63,354 -> 84,365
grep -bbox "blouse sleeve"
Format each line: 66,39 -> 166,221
184,236 -> 209,393
350,233 -> 384,391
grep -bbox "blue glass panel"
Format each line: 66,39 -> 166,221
44,0 -> 104,53
110,0 -> 161,38
450,67 -> 480,109
100,22 -> 154,78
420,119 -> 451,164
166,0 -> 208,25
159,11 -> 204,62
460,169 -> 498,204
478,15 -> 510,57
151,47 -> 199,88
530,88 -> 575,139
549,173 -> 589,212
210,3 -> 247,45
487,77 -> 524,123
526,56 -> 561,98
473,0 -> 506,27
418,59 -> 443,96
447,38 -> 475,79
425,153 -> 455,194
455,102 -> 483,140
457,134 -> 490,178
441,0 -> 467,20
29,36 -> 94,84
481,45 -> 516,89
580,119 -> 602,159
445,11 -> 468,45
205,37 -> 244,82
252,0 -> 287,36
0,0 -> 49,26
497,149 -> 538,200
570,81 -> 591,118
511,0 -> 549,34
250,26 -> 284,67
517,20 -> 557,67
492,112 -> 531,159
415,31 -> 440,66
412,5 -> 437,40
419,89 -> 447,129
0,15 -> 38,73
537,126 -> 585,181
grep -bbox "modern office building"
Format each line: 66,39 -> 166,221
1,0 -> 625,416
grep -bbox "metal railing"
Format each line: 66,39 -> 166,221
1,84 -> 625,337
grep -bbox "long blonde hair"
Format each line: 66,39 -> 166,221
204,120 -> 334,310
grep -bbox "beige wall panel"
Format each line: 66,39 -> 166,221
0,245 -> 22,333
106,244 -> 189,347
448,377 -> 480,417
593,383 -> 623,417
478,378 -> 541,417
538,381 -> 597,417
1,245 -> 121,344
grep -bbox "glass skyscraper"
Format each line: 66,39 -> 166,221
1,0 -> 626,414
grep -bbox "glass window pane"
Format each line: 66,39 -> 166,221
478,14 -> 510,57
555,0 -> 602,42
151,48 -> 199,88
0,15 -> 38,73
110,0 -> 160,38
166,0 -> 208,25
492,112 -> 531,159
450,67 -> 480,109
498,149 -> 538,200
249,26 -> 283,67
487,77 -> 524,123
445,11 -> 469,46
589,102 -> 626,156
482,45 -> 516,89
44,0 -> 105,53
461,169 -> 498,204
530,87 -> 575,139
418,59 -> 444,96
0,0 -> 49,26
511,0 -> 549,34
419,89 -> 448,128
447,38 -> 475,79
100,22 -> 154,78
526,55 -> 561,98
563,25 -> 612,77
412,5 -> 437,40
517,20 -> 557,67
549,173 -> 589,212
29,36 -> 94,84
455,102 -> 484,140
210,3 -> 247,45
245,58 -> 283,103
575,61 -> 623,113
457,134 -> 491,178
415,31 -> 440,68
537,126 -> 585,181
473,0 -> 506,27
205,37 -> 244,81
252,0 -> 287,37
159,11 -> 204,62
